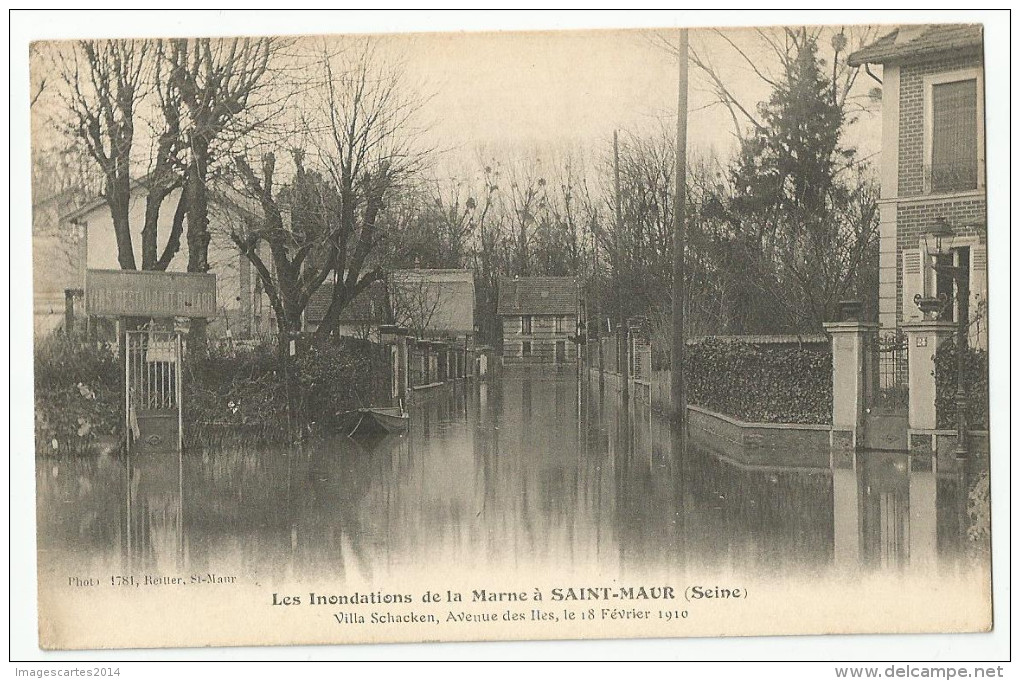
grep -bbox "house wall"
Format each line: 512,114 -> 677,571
501,314 -> 577,365
33,196 -> 85,335
389,270 -> 475,337
68,189 -> 269,338
877,53 -> 987,348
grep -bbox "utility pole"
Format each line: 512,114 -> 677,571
671,29 -> 689,444
593,226 -> 605,394
613,130 -> 629,405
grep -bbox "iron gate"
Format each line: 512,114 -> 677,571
870,330 -> 909,412
125,330 -> 183,452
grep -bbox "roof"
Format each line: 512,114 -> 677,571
59,175 -> 260,223
848,24 -> 983,66
497,276 -> 577,316
306,279 -> 388,324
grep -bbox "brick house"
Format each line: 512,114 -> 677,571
497,276 -> 578,365
849,24 -> 987,349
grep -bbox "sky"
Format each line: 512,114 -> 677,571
391,26 -> 881,166
27,18 -> 886,191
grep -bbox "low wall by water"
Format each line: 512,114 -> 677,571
687,405 -> 832,469
908,429 -> 991,467
591,367 -> 834,468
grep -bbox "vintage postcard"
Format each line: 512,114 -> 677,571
24,14 -> 1000,652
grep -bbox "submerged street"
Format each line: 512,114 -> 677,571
36,374 -> 987,588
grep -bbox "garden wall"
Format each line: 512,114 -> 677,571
593,334 -> 833,426
934,338 -> 989,430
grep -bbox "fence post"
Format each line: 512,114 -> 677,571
822,321 -> 878,450
901,321 -> 955,431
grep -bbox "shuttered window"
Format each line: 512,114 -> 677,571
930,79 -> 978,192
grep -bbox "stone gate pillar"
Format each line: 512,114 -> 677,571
823,321 -> 878,450
901,321 -> 954,431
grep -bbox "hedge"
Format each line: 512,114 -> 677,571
184,336 -> 392,440
34,336 -> 123,456
35,335 -> 393,454
684,338 -> 832,425
934,338 -> 989,430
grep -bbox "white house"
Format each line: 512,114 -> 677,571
50,183 -> 272,338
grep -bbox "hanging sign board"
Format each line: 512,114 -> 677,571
85,269 -> 217,318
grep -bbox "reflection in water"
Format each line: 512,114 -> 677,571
36,375 -> 990,585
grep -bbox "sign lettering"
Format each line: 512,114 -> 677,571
85,269 -> 217,318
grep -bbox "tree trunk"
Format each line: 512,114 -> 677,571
313,282 -> 350,343
141,184 -> 174,270
187,141 -> 212,273
275,314 -> 303,440
187,140 -> 212,347
109,177 -> 136,271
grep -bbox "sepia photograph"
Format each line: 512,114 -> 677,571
11,9 -> 1009,662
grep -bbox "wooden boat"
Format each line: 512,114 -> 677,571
339,406 -> 409,439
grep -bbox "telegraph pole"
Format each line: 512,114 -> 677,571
671,29 -> 689,443
593,227 -> 605,394
613,130 -> 629,405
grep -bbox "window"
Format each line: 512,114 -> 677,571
932,247 -> 970,325
522,341 -> 532,357
554,316 -> 564,333
522,315 -> 532,334
924,70 -> 983,193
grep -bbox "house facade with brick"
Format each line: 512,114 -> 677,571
849,24 -> 987,349
498,276 -> 579,366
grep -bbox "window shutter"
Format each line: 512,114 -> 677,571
969,245 -> 987,348
931,79 -> 978,192
902,249 -> 924,322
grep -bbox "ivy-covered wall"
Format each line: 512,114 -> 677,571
684,338 -> 832,425
934,339 -> 989,430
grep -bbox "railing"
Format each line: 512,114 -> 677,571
925,161 -> 980,194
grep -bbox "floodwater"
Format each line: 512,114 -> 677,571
36,374 -> 990,588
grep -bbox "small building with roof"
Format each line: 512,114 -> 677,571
304,269 -> 475,343
497,276 -> 579,366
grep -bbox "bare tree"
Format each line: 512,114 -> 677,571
164,37 -> 282,276
58,40 -> 149,270
302,39 -> 431,340
225,39 -> 429,352
229,149 -> 350,360
387,273 -> 448,338
55,39 -> 193,273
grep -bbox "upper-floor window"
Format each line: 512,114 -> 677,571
521,315 -> 532,334
554,315 -> 564,333
924,69 -> 984,194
